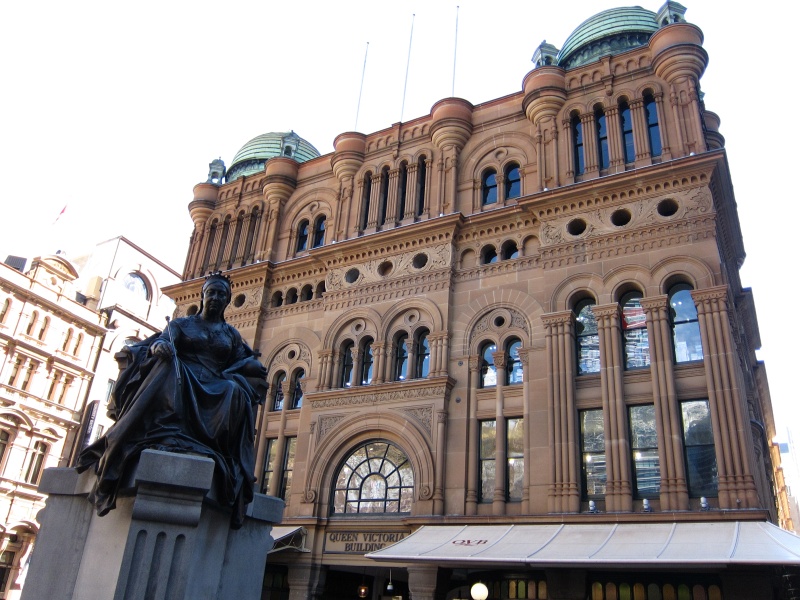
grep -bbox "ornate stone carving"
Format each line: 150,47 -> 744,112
401,406 -> 433,435
309,385 -> 447,409
318,415 -> 345,440
470,307 -> 529,346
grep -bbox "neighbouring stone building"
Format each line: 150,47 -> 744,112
164,3 -> 795,598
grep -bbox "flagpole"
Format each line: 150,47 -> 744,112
452,6 -> 459,97
355,42 -> 369,131
400,14 -> 415,123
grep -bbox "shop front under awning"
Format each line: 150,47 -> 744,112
269,526 -> 309,554
366,522 -> 800,568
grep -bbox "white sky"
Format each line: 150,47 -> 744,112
3,1 -> 798,460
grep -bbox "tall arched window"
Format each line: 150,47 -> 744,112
62,328 -> 74,352
501,240 -> 519,260
312,215 -> 326,248
482,169 -> 498,205
215,215 -> 231,270
229,211 -> 245,268
416,156 -> 427,217
595,107 -> 609,170
480,342 -> 497,388
504,163 -> 521,200
393,333 -> 408,381
360,338 -> 374,385
26,311 -> 39,336
340,341 -> 355,388
360,172 -> 373,231
300,285 -> 313,302
644,93 -> 662,157
272,372 -> 286,411
575,299 -> 600,375
481,246 -> 498,265
290,369 -> 305,409
397,162 -> 408,219
619,101 -> 635,163
621,291 -> 650,369
506,338 -> 523,384
24,441 -> 48,485
0,298 -> 10,324
38,316 -> 50,341
669,283 -> 703,363
331,441 -> 414,514
296,219 -> 309,252
572,113 -> 585,175
378,166 -> 390,226
243,207 -> 260,264
0,430 -> 10,472
414,329 -> 430,379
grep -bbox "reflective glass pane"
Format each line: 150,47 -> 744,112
508,457 -> 524,501
576,301 -> 600,374
622,293 -> 650,369
481,421 -> 497,457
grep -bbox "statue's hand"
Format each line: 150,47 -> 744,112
242,358 -> 267,378
150,340 -> 175,360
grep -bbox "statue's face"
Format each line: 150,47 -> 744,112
202,280 -> 230,313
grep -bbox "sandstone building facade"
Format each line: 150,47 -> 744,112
165,3 -> 792,598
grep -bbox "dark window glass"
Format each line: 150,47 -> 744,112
482,170 -> 498,205
360,172 -> 372,230
340,341 -> 354,388
479,420 -> 496,503
572,114 -> 585,175
644,94 -> 662,157
272,372 -> 286,411
669,284 -> 703,363
414,330 -> 430,378
26,311 -> 38,336
620,102 -> 635,163
681,400 -> 718,497
296,220 -> 309,252
480,343 -> 497,388
24,441 -> 47,484
0,299 -> 10,324
506,339 -> 523,385
0,430 -> 9,471
38,316 -> 49,341
481,246 -> 498,264
331,441 -> 414,514
280,437 -> 296,500
312,216 -> 326,248
0,551 -> 16,595
360,338 -> 374,385
505,164 -> 521,199
416,156 -> 427,216
397,162 -> 408,219
596,109 -> 609,170
507,418 -> 524,501
394,333 -> 408,381
581,409 -> 606,499
378,167 -> 390,226
629,405 -> 660,498
621,292 -> 650,370
290,369 -> 304,409
575,299 -> 600,375
260,438 -> 278,494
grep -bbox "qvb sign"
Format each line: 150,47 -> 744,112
325,530 -> 408,554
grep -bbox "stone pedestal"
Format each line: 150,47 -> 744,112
21,449 -> 284,600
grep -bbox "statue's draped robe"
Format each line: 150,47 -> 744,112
77,317 -> 266,528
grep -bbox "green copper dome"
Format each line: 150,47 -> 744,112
226,131 -> 320,182
558,6 -> 659,69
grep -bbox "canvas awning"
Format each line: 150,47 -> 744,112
366,522 -> 800,568
269,526 -> 309,554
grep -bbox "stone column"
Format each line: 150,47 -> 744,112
465,356 -> 480,515
605,105 -> 623,173
407,565 -> 438,600
692,287 -> 759,508
641,296 -> 689,510
373,342 -> 387,384
630,98 -> 650,166
433,410 -> 447,515
520,347 -> 532,513
386,168 -> 400,226
365,173 -> 382,230
543,311 -> 579,513
403,163 -> 418,221
594,303 -> 632,512
492,350 -> 507,515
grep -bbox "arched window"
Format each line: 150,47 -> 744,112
506,338 -> 523,384
285,288 -> 298,304
123,272 -> 150,301
331,441 -> 414,514
619,101 -> 635,163
290,369 -> 305,409
572,113 -> 585,175
0,298 -> 11,324
360,172 -> 373,231
229,212 -> 245,268
315,281 -> 326,298
575,299 -> 600,375
73,333 -> 83,355
62,328 -> 74,352
482,169 -> 498,205
271,291 -> 283,307
504,163 -> 521,200
272,372 -> 286,411
202,220 -> 218,273
397,162 -> 408,220
26,311 -> 39,336
0,430 -> 10,472
414,329 -> 430,379
416,155 -> 427,217
244,207 -> 260,264
24,441 -> 48,485
312,215 -> 326,248
620,291 -> 650,369
296,219 -> 309,252
378,166 -> 390,226
481,246 -> 498,265
393,333 -> 408,381
340,341 -> 354,388
480,342 -> 497,388
38,316 -> 50,341
501,240 -> 519,260
644,93 -> 662,157
595,107 -> 609,170
360,337 -> 374,385
669,283 -> 703,363
215,215 -> 231,270
300,285 -> 313,302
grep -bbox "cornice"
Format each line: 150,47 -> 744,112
307,376 -> 454,409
